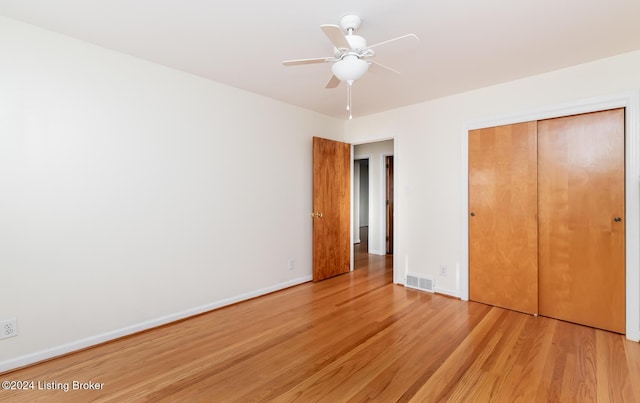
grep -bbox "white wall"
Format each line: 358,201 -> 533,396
0,17 -> 344,371
345,50 -> 640,339
354,140 -> 393,255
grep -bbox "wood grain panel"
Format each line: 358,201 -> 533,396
469,121 -> 539,314
538,108 -> 625,334
312,136 -> 351,281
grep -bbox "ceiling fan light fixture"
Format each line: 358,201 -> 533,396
331,55 -> 369,82
282,14 -> 418,119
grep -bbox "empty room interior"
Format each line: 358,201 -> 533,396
2,1 -> 640,401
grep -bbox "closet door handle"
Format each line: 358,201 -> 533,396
614,217 -> 622,222
470,212 -> 476,217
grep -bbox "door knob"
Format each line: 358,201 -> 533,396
470,212 -> 476,217
311,212 -> 324,218
614,217 -> 622,222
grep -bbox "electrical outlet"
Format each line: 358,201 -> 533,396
288,259 -> 295,270
0,318 -> 17,340
439,265 -> 448,277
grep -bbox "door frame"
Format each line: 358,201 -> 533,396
460,90 -> 640,341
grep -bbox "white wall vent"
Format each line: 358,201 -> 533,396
405,273 -> 434,293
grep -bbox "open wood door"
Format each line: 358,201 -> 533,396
313,137 -> 351,281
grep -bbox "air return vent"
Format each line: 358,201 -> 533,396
406,273 -> 434,293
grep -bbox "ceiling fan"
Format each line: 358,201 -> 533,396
282,14 -> 419,119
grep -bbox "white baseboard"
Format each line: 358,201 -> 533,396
0,275 -> 312,374
434,286 -> 460,299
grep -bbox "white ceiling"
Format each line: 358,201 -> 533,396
2,0 -> 640,119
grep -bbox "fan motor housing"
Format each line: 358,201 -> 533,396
340,14 -> 362,32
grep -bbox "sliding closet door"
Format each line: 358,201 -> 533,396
538,108 -> 625,333
469,122 -> 538,314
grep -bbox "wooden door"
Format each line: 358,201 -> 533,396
538,108 -> 625,333
385,155 -> 394,254
313,137 -> 351,281
469,122 -> 539,314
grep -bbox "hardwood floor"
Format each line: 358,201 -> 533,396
2,243 -> 639,402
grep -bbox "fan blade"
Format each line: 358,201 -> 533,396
369,60 -> 401,75
282,57 -> 332,66
368,34 -> 418,50
320,24 -> 351,50
325,75 -> 341,89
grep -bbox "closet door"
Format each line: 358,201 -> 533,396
538,108 -> 625,333
469,122 -> 538,314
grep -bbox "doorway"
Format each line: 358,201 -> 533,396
353,140 -> 394,263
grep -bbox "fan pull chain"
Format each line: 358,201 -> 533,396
347,81 -> 353,120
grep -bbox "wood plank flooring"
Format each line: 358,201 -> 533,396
2,245 -> 639,402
